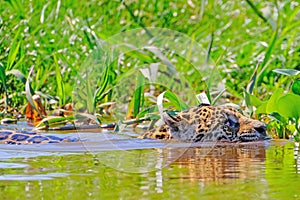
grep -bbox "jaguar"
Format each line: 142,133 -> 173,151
139,104 -> 267,142
0,104 -> 267,145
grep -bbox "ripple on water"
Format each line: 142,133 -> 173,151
0,173 -> 69,181
0,162 -> 29,169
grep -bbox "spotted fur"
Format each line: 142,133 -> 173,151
0,130 -> 78,145
140,104 -> 267,142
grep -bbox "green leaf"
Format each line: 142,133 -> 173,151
292,80 -> 300,95
35,116 -> 73,128
164,90 -> 189,111
277,94 -> 300,119
256,101 -> 267,114
136,106 -> 156,118
10,54 -> 24,69
266,88 -> 284,114
244,91 -> 251,111
245,92 -> 263,107
273,69 -> 300,76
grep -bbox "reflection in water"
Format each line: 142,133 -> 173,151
139,140 -> 299,197
295,142 -> 299,174
167,144 -> 266,182
140,142 -> 268,194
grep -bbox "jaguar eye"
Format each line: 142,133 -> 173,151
172,127 -> 179,132
226,115 -> 239,129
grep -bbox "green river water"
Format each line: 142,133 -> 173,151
0,126 -> 299,200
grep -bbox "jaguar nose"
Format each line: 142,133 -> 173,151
254,124 -> 266,135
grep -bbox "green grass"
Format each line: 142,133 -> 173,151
0,0 -> 299,140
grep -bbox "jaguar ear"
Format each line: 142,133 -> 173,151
199,103 -> 211,107
162,112 -> 180,128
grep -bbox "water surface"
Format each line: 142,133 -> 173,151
0,128 -> 299,199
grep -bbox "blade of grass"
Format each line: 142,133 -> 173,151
0,64 -> 8,111
83,29 -> 95,49
212,88 -> 226,105
5,0 -> 25,19
245,0 -> 268,23
86,70 -> 95,113
133,74 -> 144,117
94,61 -> 110,103
125,74 -> 145,118
205,29 -> 214,64
53,54 -> 65,106
122,0 -> 154,38
7,29 -> 21,70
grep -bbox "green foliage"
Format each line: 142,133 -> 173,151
249,69 -> 300,141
